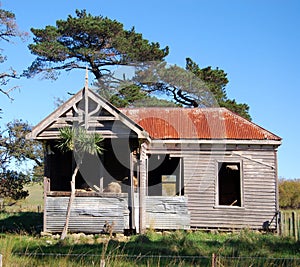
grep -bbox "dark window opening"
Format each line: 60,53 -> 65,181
46,138 -> 139,193
148,154 -> 183,196
218,162 -> 241,206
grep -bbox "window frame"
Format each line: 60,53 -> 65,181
215,160 -> 244,208
146,154 -> 184,197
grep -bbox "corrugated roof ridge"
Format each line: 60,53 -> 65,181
121,107 -> 222,110
121,106 -> 281,141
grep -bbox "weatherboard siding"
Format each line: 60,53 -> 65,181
182,148 -> 278,230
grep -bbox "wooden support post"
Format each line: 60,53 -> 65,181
99,177 -> 104,193
211,253 -> 217,267
129,152 -> 135,230
43,177 -> 50,232
84,67 -> 89,130
100,259 -> 105,267
139,144 -> 147,234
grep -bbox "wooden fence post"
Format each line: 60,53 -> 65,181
279,210 -> 300,239
292,211 -> 298,241
284,212 -> 287,236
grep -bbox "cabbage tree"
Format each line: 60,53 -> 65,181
57,126 -> 103,239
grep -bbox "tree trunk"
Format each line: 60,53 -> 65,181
60,164 -> 80,240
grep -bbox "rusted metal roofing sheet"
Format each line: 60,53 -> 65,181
121,108 -> 281,140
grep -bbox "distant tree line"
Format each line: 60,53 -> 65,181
279,179 -> 300,209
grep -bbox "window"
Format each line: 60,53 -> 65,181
147,154 -> 183,196
218,162 -> 242,207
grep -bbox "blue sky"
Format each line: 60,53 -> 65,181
0,0 -> 299,179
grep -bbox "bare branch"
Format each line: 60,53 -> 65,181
0,85 -> 19,101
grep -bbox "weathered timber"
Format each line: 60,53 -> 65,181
45,196 -> 129,233
182,149 -> 278,230
145,196 -> 190,230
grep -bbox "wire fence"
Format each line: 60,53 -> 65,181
2,252 -> 298,267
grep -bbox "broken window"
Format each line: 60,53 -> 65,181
218,162 -> 242,206
147,154 -> 183,196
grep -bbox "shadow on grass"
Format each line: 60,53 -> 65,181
7,230 -> 300,267
0,211 -> 43,234
222,233 -> 300,257
14,233 -> 300,266
16,237 -> 210,266
3,228 -> 299,266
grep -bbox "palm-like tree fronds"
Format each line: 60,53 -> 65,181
56,126 -> 104,240
57,127 -> 104,156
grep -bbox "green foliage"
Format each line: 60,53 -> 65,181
31,164 -> 44,183
0,7 -> 27,99
279,179 -> 300,209
0,120 -> 42,201
0,227 -> 299,266
186,58 -> 229,102
0,119 -> 43,173
0,170 -> 29,200
56,127 -> 104,156
109,84 -> 148,107
220,99 -> 251,120
134,61 -> 216,108
109,83 -> 179,108
186,57 -> 251,120
26,9 -> 168,80
119,60 -> 251,115
25,9 -> 251,115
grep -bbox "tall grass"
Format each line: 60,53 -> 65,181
0,184 -> 299,266
0,230 -> 299,266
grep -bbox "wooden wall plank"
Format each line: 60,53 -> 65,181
180,148 -> 277,230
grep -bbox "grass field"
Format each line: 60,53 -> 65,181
0,183 -> 299,266
3,182 -> 44,213
0,228 -> 299,266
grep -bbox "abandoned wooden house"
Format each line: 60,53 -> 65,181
27,87 -> 282,234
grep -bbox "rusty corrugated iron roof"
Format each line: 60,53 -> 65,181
121,107 -> 281,140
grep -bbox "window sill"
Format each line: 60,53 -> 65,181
213,205 -> 245,210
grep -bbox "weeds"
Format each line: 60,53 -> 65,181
0,225 -> 299,266
0,233 -> 299,266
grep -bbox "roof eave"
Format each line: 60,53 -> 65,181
149,138 -> 282,146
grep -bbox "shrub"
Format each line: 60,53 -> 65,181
279,179 -> 300,209
0,170 -> 30,201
